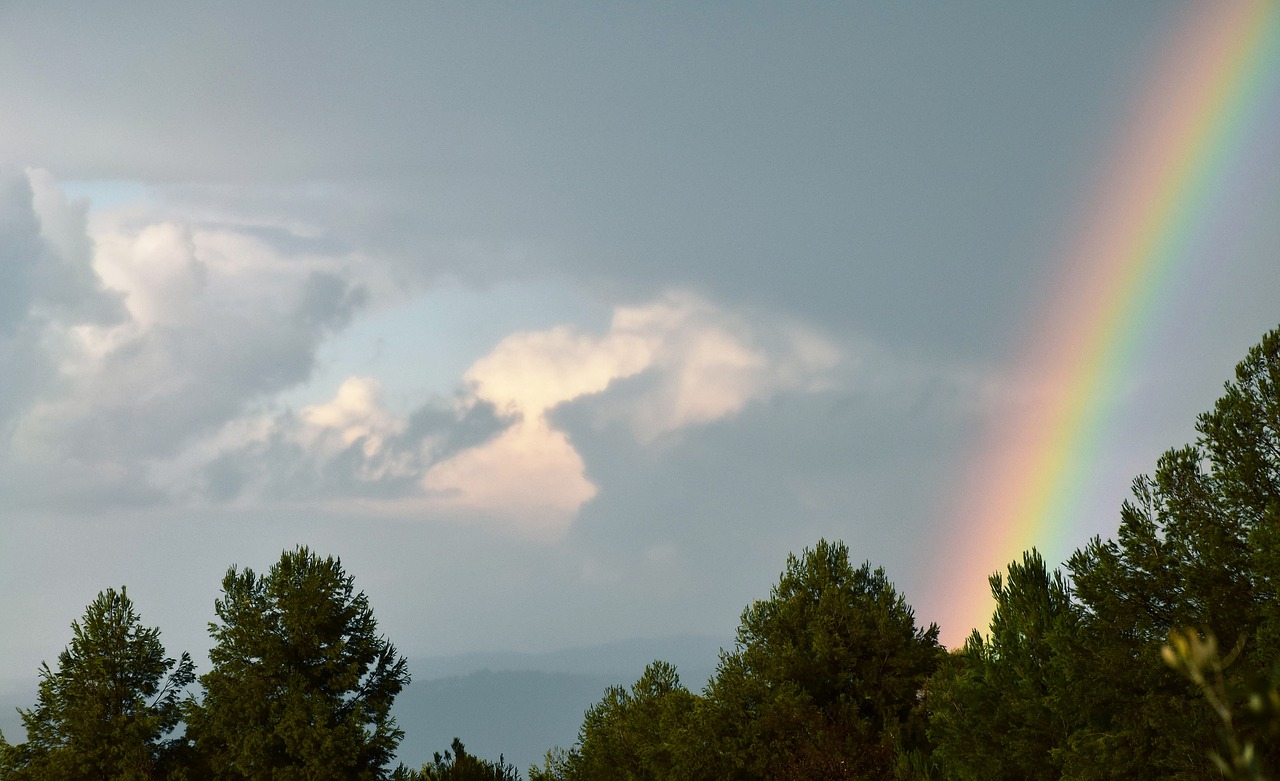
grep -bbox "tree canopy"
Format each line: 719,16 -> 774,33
0,587 -> 194,781
704,540 -> 942,780
4,324 -> 1280,780
401,737 -> 520,781
529,660 -> 699,781
187,546 -> 410,780
535,540 -> 942,781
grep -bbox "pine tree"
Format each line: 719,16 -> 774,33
0,587 -> 194,781
704,540 -> 942,780
409,737 -> 521,781
539,660 -> 700,781
927,550 -> 1076,780
1056,330 -> 1277,780
188,546 -> 409,780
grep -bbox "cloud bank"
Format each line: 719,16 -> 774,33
0,170 -> 367,506
0,171 -> 845,538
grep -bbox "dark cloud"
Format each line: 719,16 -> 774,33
294,270 -> 367,332
27,170 -> 127,325
200,397 -> 511,504
545,366 -> 988,629
59,319 -> 321,458
0,171 -> 124,433
0,174 -> 43,334
400,399 -> 513,464
0,4 -> 1183,357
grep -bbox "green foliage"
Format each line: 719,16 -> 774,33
533,544 -> 942,781
187,546 -> 410,780
1200,330 -> 1280,666
401,737 -> 520,781
1162,628 -> 1278,780
527,747 -> 573,781
1057,476 -> 1228,778
0,587 -> 195,781
1052,332 -> 1280,779
704,539 -> 943,780
927,550 -> 1075,780
543,660 -> 700,781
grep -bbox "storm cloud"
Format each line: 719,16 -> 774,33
1,3 -> 1277,699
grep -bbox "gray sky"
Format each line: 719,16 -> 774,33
2,1 -> 1278,692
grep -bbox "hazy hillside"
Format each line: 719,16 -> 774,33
1,635 -> 725,775
393,669 -> 619,773
395,634 -> 724,773
409,634 -> 726,682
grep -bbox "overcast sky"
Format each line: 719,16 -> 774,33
2,2 -> 1278,690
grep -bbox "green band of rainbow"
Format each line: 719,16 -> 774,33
938,0 -> 1280,646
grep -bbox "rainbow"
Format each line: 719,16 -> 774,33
939,0 -> 1280,647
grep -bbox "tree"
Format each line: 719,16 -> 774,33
1162,628 -> 1280,781
533,660 -> 701,781
0,587 -> 194,781
400,737 -> 520,781
1053,466 -> 1242,779
1199,328 -> 1280,666
927,550 -> 1077,780
704,539 -> 943,780
187,546 -> 410,780
1050,328 -> 1280,780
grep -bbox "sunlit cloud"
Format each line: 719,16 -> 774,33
2,170 -> 846,537
179,290 -> 843,538
418,291 -> 843,533
3,171 -> 368,500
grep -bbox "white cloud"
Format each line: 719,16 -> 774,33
421,421 -> 597,535
0,171 -> 370,504
173,290 -> 841,538
603,293 -> 841,439
91,221 -> 206,329
0,169 -> 844,534
419,291 -> 842,533
464,324 -> 655,416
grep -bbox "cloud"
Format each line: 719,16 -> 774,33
0,168 -> 983,553
418,291 -> 842,533
467,291 -> 840,441
168,290 -> 842,539
0,171 -> 372,506
190,378 -> 510,506
0,170 -> 124,434
421,422 -> 596,534
593,293 -> 841,440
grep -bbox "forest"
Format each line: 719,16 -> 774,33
2,325 -> 1277,780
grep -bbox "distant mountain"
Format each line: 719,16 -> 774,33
395,634 -> 725,774
392,669 -> 618,774
0,635 -> 728,776
409,633 -> 727,682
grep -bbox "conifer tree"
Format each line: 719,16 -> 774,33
408,737 -> 521,781
927,550 -> 1076,780
188,546 -> 409,780
0,587 -> 194,781
704,539 -> 942,780
534,660 -> 700,781
1056,330 -> 1279,779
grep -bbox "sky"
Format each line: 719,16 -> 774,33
1,1 -> 1278,696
